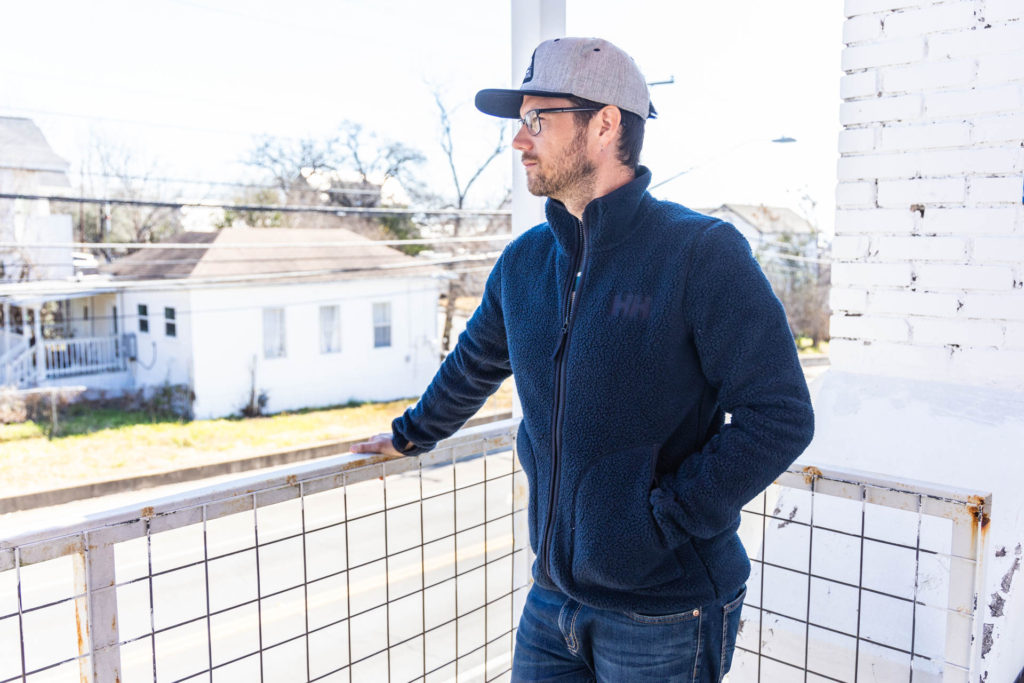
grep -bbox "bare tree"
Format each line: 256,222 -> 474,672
248,135 -> 335,192
85,136 -> 183,244
757,231 -> 831,349
430,90 -> 510,357
243,124 -> 426,238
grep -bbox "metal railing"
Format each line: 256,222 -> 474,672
42,335 -> 126,379
0,419 -> 529,682
732,464 -> 990,683
0,416 -> 990,683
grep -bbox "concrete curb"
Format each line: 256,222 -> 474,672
0,411 -> 514,514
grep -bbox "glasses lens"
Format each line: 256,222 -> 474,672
524,111 -> 540,135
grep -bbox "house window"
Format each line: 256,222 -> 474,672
263,307 -> 286,359
138,304 -> 149,333
83,306 -> 89,321
372,302 -> 391,348
165,307 -> 176,338
113,306 -> 118,334
320,305 -> 341,354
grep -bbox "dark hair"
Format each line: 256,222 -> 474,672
567,95 -> 645,171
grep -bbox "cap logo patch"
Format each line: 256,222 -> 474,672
522,50 -> 536,84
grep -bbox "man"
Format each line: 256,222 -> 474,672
353,37 -> 814,681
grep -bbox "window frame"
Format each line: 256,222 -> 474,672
319,304 -> 341,354
372,301 -> 392,349
138,304 -> 149,334
262,307 -> 287,359
164,306 -> 177,338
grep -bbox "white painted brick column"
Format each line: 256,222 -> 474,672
807,2 -> 1024,680
832,0 -> 1024,388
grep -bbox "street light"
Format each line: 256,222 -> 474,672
650,135 -> 798,190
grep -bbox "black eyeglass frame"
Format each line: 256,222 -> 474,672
518,107 -> 602,136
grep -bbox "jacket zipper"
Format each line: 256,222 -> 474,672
540,217 -> 586,579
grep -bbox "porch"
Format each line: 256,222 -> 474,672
1,293 -> 131,389
0,419 -> 991,682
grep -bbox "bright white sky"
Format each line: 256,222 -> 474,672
0,0 -> 842,232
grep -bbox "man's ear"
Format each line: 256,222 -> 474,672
594,105 -> 622,146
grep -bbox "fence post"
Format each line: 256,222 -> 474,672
73,534 -> 122,683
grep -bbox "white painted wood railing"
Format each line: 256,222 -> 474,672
42,335 -> 126,379
0,345 -> 34,387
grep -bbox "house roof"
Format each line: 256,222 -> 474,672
0,117 -> 71,181
705,204 -> 816,235
100,227 -> 442,282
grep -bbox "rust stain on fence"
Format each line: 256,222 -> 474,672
968,494 -> 992,546
74,596 -> 88,657
801,466 -> 823,485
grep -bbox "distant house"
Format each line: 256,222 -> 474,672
0,116 -> 74,282
704,203 -> 819,260
1,227 -> 443,419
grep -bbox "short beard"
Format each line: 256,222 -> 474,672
526,125 -> 596,204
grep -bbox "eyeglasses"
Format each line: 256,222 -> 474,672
518,107 -> 601,136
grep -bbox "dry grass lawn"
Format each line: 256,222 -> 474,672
0,381 -> 515,497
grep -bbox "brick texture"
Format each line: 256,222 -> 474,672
837,0 -> 1023,387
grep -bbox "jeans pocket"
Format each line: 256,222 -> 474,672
622,605 -> 702,625
719,585 -> 746,680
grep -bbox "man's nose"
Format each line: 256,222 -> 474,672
511,124 -> 532,151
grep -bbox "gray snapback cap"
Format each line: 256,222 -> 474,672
476,37 -> 656,120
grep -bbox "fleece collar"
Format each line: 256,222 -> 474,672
544,166 -> 653,255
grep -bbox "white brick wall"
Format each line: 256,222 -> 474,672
881,3 -> 979,39
879,121 -> 970,151
836,181 -> 877,208
835,0 -> 1024,390
881,58 -> 977,94
842,37 -> 926,70
967,176 -> 1022,205
876,178 -> 965,206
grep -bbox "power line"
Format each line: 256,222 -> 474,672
0,251 -> 504,297
0,233 -> 513,250
0,192 -> 511,218
80,172 -> 385,196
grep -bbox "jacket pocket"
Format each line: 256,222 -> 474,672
569,444 -> 684,591
515,423 -> 540,554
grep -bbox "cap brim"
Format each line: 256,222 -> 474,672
475,88 -> 575,118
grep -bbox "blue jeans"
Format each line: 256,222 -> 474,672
511,583 -> 745,682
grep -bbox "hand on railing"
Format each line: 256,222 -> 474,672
350,432 -> 405,457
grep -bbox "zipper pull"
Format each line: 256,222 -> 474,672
552,314 -> 570,359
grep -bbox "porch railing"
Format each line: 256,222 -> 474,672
0,333 -> 28,367
733,464 -> 990,682
42,335 -> 126,379
0,344 -> 34,388
0,417 -> 990,682
0,419 -> 530,683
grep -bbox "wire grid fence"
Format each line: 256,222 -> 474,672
0,420 -> 529,683
730,465 -> 990,683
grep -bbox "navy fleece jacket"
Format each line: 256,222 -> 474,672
392,167 -> 814,614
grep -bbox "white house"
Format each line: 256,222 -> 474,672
1,227 -> 444,419
704,203 -> 820,260
0,116 -> 74,283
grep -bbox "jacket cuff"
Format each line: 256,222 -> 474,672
391,420 -> 430,457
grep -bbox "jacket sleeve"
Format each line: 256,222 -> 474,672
652,222 -> 815,540
391,249 -> 513,455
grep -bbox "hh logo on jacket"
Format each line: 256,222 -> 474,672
609,293 -> 652,321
